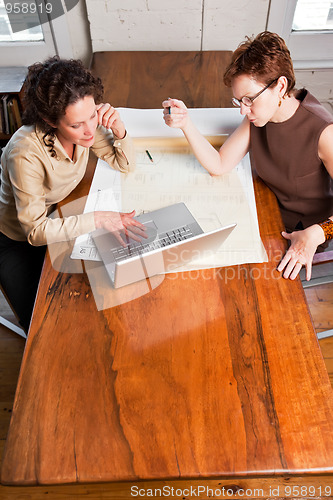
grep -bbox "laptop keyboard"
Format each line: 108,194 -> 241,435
111,225 -> 194,262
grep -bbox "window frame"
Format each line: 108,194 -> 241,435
267,0 -> 333,69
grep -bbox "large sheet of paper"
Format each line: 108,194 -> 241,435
122,149 -> 267,270
116,107 -> 243,138
71,153 -> 267,268
71,108 -> 267,269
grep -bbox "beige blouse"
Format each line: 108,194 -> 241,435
0,124 -> 135,246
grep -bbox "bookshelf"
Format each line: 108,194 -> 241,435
0,67 -> 27,143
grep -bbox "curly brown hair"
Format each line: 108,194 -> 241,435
223,31 -> 296,96
22,56 -> 104,156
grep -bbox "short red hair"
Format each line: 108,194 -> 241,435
223,31 -> 296,96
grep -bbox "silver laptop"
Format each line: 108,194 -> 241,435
93,203 -> 236,288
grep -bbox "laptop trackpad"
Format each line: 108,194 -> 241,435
126,220 -> 158,246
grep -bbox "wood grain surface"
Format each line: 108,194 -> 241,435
90,51 -> 233,109
2,52 -> 333,487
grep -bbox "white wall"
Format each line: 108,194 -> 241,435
67,0 -> 92,62
295,69 -> 333,114
85,0 -> 269,52
73,0 -> 332,110
65,0 -> 92,65
202,0 -> 269,50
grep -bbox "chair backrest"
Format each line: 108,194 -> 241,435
0,284 -> 26,338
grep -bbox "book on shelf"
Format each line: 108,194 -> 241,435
11,98 -> 22,129
0,102 -> 3,134
0,94 -> 22,136
1,95 -> 10,135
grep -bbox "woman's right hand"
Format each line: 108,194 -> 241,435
96,103 -> 126,139
94,210 -> 147,247
162,98 -> 189,131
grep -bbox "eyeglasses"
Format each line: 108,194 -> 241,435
231,78 -> 279,108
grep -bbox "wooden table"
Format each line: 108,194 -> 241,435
2,52 -> 333,494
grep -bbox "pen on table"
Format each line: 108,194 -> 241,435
145,150 -> 154,163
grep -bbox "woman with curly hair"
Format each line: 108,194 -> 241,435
0,56 -> 143,332
163,31 -> 333,283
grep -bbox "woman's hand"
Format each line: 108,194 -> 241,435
162,98 -> 189,131
94,210 -> 147,247
277,224 -> 325,281
96,103 -> 126,139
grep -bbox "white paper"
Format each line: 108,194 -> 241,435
71,152 -> 267,267
71,108 -> 267,268
117,107 -> 243,138
120,149 -> 267,269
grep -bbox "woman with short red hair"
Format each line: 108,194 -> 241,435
163,31 -> 333,282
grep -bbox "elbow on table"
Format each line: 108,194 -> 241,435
110,150 -> 136,173
125,155 -> 136,173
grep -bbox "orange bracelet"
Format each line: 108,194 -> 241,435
318,218 -> 333,241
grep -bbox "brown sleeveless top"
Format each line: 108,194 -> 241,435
249,89 -> 333,231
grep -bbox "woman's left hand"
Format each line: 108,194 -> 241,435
96,103 -> 126,138
277,224 -> 325,281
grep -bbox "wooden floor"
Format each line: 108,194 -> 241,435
0,282 -> 332,498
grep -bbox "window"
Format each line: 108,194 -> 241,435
0,0 -> 74,66
293,0 -> 333,31
0,0 -> 43,42
267,0 -> 333,68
